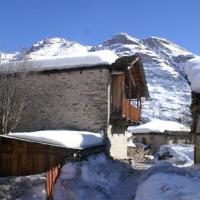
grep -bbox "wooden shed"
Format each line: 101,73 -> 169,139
0,134 -> 105,199
0,134 -> 105,177
0,54 -> 148,171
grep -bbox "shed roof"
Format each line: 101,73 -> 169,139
0,129 -> 104,149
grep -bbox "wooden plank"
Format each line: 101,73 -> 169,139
46,164 -> 62,200
0,137 -> 70,176
122,97 -> 141,123
112,74 -> 124,113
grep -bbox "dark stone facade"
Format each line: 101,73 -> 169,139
16,67 -> 111,133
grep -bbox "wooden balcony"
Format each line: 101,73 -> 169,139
122,98 -> 141,123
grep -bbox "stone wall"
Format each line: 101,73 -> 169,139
191,92 -> 200,163
191,92 -> 200,133
16,67 -> 110,133
107,125 -> 128,159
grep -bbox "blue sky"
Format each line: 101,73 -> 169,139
0,0 -> 200,54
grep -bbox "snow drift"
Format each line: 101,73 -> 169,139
135,164 -> 200,200
155,144 -> 194,167
53,154 -> 135,200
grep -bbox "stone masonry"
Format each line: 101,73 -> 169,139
16,67 -> 110,133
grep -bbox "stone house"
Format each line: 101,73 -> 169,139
1,53 -> 149,159
14,55 -> 148,133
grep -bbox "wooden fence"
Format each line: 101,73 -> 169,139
122,97 -> 141,123
0,136 -> 77,176
46,164 -> 62,200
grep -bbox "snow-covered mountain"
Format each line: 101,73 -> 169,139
0,33 -> 195,125
12,38 -> 89,60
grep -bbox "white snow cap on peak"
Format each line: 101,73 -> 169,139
184,56 -> 200,93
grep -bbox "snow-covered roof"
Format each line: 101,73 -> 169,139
6,130 -> 104,149
184,57 -> 200,93
0,50 -> 118,73
127,119 -> 190,134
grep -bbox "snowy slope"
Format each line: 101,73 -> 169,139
0,33 -> 195,125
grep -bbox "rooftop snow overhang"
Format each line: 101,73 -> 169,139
0,50 -> 118,74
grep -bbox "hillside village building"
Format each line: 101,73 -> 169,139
13,54 -> 148,134
0,51 -> 148,177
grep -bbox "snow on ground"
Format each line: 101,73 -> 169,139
135,164 -> 200,200
0,50 -> 118,73
155,144 -> 194,167
8,130 -> 104,149
0,174 -> 46,200
184,56 -> 200,93
127,119 -> 190,133
54,153 -> 141,200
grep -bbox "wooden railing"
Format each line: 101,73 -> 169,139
122,97 -> 141,123
46,164 -> 62,200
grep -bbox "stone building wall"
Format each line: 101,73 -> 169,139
191,92 -> 200,133
16,67 -> 110,133
191,92 -> 200,163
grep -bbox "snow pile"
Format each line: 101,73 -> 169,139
184,56 -> 200,93
155,144 -> 194,167
8,130 -> 104,149
0,174 -> 46,200
127,119 -> 190,133
0,50 -> 118,73
54,153 -> 136,200
135,164 -> 200,200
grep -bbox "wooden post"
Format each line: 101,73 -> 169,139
46,164 -> 62,200
195,134 -> 200,164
